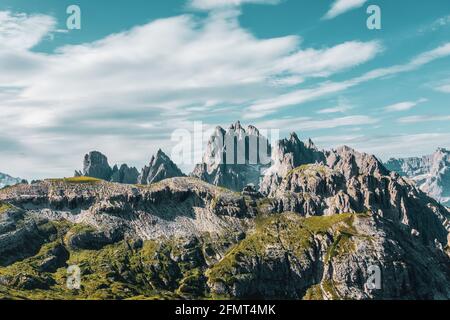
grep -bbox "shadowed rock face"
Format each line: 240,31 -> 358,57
111,164 -> 139,184
82,151 -> 113,181
191,122 -> 271,192
385,148 -> 450,206
138,149 -> 185,185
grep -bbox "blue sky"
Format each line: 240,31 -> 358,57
0,0 -> 449,179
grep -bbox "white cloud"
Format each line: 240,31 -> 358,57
323,0 -> 367,20
189,0 -> 280,10
419,15 -> 450,33
0,11 -> 56,50
436,84 -> 450,93
246,43 -> 450,118
317,99 -> 353,114
383,98 -> 427,112
0,9 -> 382,179
398,115 -> 450,124
274,41 -> 383,78
254,115 -> 378,131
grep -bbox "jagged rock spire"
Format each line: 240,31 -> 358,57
138,149 -> 185,185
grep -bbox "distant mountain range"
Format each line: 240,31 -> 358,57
74,149 -> 184,185
74,122 -> 450,209
384,148 -> 450,207
0,173 -> 22,189
1,121 -> 449,300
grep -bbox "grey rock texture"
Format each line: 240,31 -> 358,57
191,122 -> 270,191
111,164 -> 139,184
0,204 -> 57,267
138,149 -> 185,185
0,178 -> 250,240
385,148 -> 450,206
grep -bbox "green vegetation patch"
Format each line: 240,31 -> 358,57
206,212 -> 358,294
303,284 -> 324,300
47,177 -> 102,184
286,164 -> 333,178
0,201 -> 13,214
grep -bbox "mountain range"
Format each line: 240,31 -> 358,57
0,122 -> 449,300
384,148 -> 450,207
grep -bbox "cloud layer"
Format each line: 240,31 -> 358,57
0,7 -> 388,179
189,0 -> 280,10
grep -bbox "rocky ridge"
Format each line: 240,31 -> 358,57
75,149 -> 183,185
138,149 -> 185,185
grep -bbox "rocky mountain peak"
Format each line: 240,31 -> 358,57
76,149 -> 184,185
138,149 -> 185,185
82,151 -> 113,181
260,132 -> 326,195
326,146 -> 388,178
191,121 -> 270,191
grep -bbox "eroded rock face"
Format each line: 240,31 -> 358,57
191,122 -> 270,191
385,148 -> 450,206
138,149 -> 185,185
206,213 -> 450,299
0,178 -> 251,240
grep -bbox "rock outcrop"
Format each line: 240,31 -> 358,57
385,148 -> 450,206
191,122 -> 270,191
138,149 -> 185,185
81,151 -> 113,181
